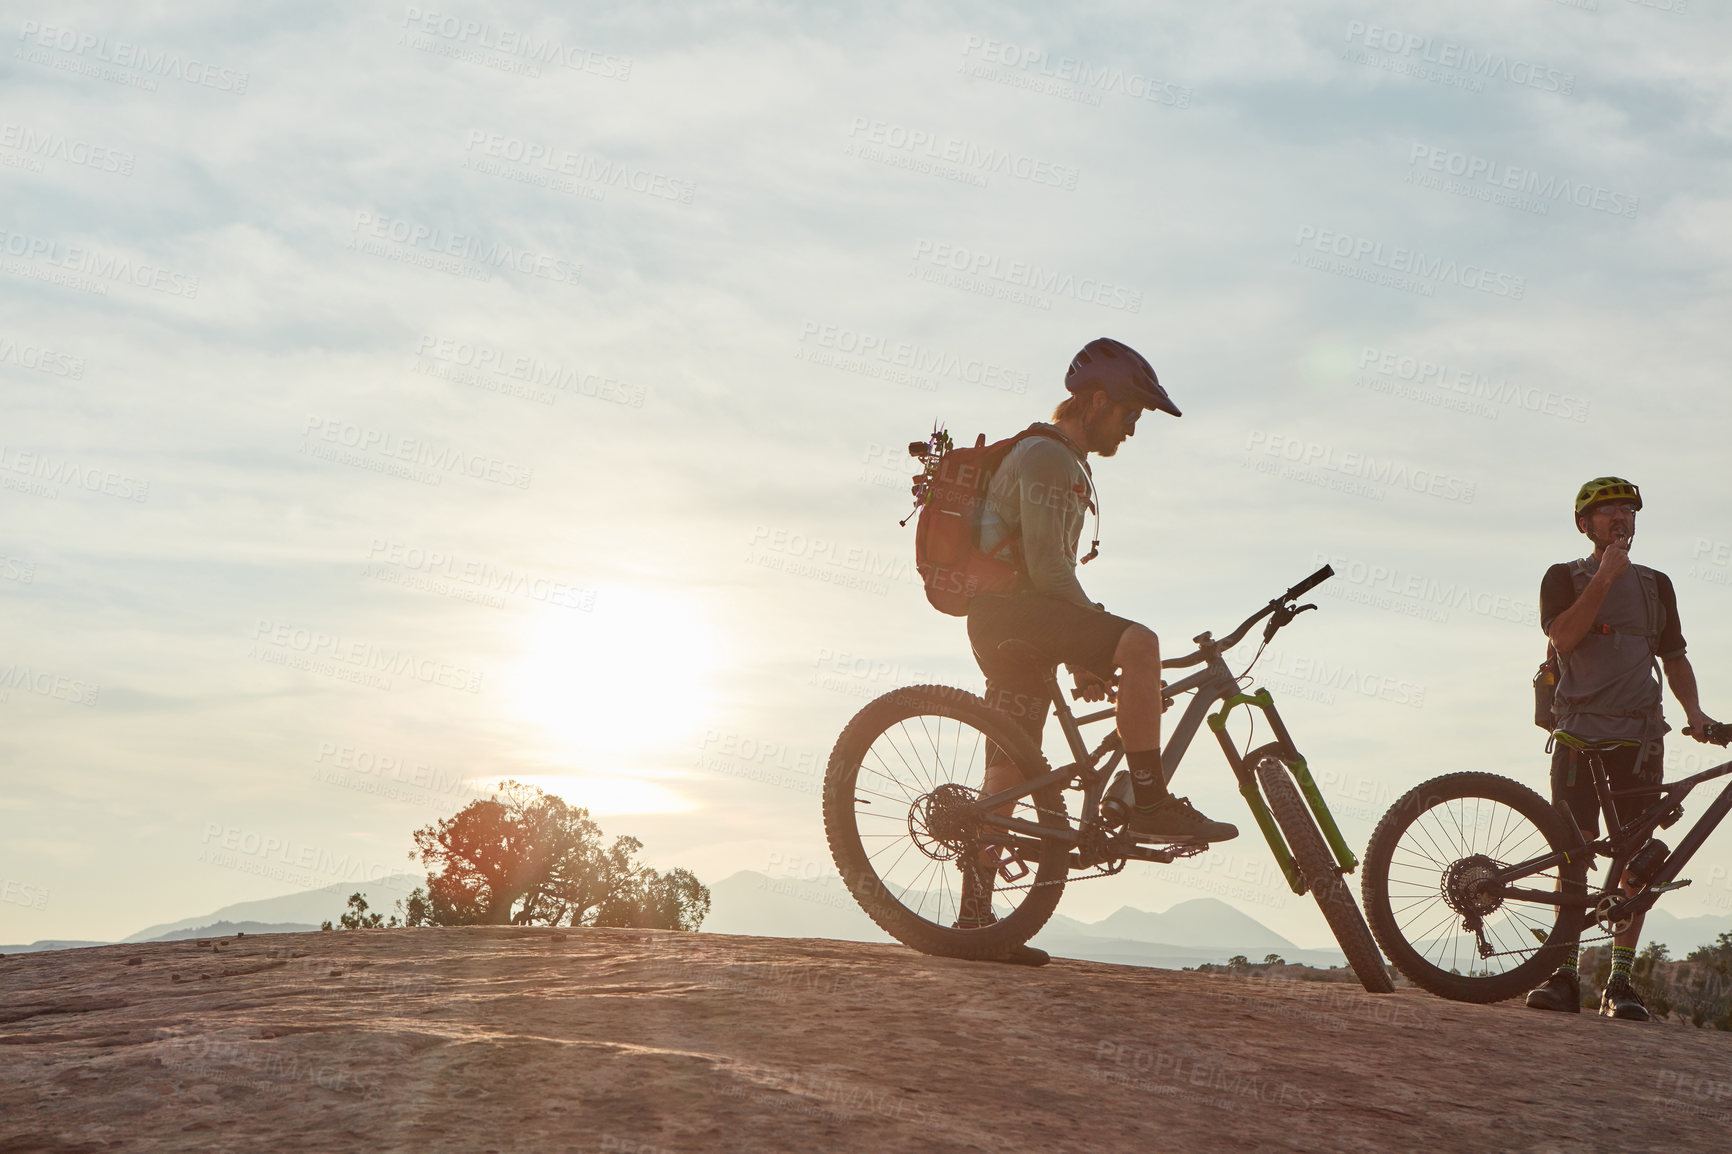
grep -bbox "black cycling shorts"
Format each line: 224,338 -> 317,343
966,591 -> 1138,742
1550,738 -> 1664,841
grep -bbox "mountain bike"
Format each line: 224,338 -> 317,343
1360,723 -> 1732,1003
822,566 -> 1396,993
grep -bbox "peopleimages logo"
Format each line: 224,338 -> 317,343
1310,549 -> 1539,627
462,130 -> 695,205
0,122 -> 134,175
1293,226 -> 1525,300
414,334 -> 645,407
16,19 -> 250,93
302,416 -> 534,489
1406,143 -> 1638,220
400,7 -> 632,79
349,211 -> 582,286
0,444 -> 150,502
798,321 -> 1028,394
0,226 -> 199,298
846,117 -> 1080,190
1357,346 -> 1588,423
250,619 -> 485,694
909,240 -> 1142,313
0,333 -> 84,379
958,35 -> 1192,108
1342,20 -> 1575,95
1245,430 -> 1476,504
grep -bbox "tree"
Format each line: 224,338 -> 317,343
320,891 -> 397,931
402,780 -> 709,931
1633,942 -> 1674,1020
1227,955 -> 1250,971
594,867 -> 711,931
1263,954 -> 1285,966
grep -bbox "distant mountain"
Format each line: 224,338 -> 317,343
143,920 -> 321,942
703,870 -> 1346,967
0,940 -> 108,955
11,867 -> 1727,964
1640,907 -> 1732,956
122,874 -> 425,943
1089,901 -> 1302,953
701,870 -> 893,942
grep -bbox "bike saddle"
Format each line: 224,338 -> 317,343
1568,739 -> 1639,753
995,639 -> 1052,672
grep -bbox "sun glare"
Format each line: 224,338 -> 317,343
508,587 -> 721,764
497,775 -> 697,816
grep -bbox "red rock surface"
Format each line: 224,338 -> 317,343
1,927 -> 1727,1153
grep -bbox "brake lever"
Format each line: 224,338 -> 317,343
1260,601 -> 1317,644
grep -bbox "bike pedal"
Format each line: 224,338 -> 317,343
1650,879 -> 1691,893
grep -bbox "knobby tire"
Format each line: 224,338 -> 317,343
1250,745 -> 1394,993
1361,771 -> 1585,1004
823,684 -> 1071,960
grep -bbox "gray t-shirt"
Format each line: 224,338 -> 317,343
977,426 -> 1094,609
1546,557 -> 1683,742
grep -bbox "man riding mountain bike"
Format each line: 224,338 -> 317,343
965,338 -> 1238,885
1524,477 -> 1721,1020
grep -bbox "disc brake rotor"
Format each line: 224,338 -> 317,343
908,784 -> 980,862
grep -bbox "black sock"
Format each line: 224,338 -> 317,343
1126,748 -> 1168,808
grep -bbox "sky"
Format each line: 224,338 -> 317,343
4,0 -> 1732,949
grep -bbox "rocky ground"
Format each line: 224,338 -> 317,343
3,927 -> 1728,1153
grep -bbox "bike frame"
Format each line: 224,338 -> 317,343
1489,748 -> 1732,925
971,641 -> 1360,896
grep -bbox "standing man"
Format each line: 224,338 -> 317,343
1525,477 -> 1720,1020
966,338 -> 1238,849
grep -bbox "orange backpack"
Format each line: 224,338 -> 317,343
905,425 -> 1081,615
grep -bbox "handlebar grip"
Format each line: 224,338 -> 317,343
1286,565 -> 1333,601
1685,724 -> 1731,747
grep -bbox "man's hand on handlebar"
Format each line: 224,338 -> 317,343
1069,664 -> 1113,703
1685,715 -> 1727,745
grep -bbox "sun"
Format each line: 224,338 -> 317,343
508,587 -> 722,764
499,774 -> 696,816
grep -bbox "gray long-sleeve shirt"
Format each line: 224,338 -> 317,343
976,426 -> 1095,608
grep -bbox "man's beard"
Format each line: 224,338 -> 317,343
1085,411 -> 1127,456
1592,525 -> 1634,551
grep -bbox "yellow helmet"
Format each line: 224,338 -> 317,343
1574,476 -> 1642,519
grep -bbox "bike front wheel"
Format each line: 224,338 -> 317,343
1361,772 -> 1586,1003
1249,744 -> 1394,993
823,684 -> 1071,959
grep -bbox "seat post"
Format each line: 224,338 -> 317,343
1587,749 -> 1622,835
1047,674 -> 1092,765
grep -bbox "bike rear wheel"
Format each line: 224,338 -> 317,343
1249,744 -> 1394,993
823,684 -> 1070,959
1361,772 -> 1586,1003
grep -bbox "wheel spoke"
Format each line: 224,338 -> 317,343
1372,782 -> 1575,985
834,699 -> 1061,947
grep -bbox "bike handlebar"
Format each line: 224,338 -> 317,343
1685,723 -> 1731,747
1285,565 -> 1334,602
1160,565 -> 1335,669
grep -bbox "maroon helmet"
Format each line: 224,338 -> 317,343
1065,338 -> 1180,416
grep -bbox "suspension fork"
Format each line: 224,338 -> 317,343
1207,689 -> 1360,894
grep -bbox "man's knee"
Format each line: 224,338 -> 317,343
1115,625 -> 1160,674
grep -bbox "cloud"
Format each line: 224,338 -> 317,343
3,0 -> 1730,946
